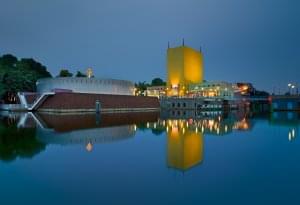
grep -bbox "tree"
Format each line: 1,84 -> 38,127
18,58 -> 51,78
75,71 -> 86,77
134,81 -> 150,96
151,78 -> 166,86
0,54 -> 52,103
58,69 -> 73,77
0,54 -> 18,67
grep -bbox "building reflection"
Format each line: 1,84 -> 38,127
270,112 -> 299,141
166,120 -> 203,171
146,111 -> 255,172
1,110 -> 299,168
0,111 -> 160,162
34,112 -> 159,147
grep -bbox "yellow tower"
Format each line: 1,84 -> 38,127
166,45 -> 204,96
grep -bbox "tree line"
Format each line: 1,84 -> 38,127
0,54 -> 92,103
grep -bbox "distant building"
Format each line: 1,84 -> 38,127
166,45 -> 204,96
236,83 -> 255,96
188,81 -> 235,100
146,86 -> 166,98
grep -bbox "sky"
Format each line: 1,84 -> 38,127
0,0 -> 299,92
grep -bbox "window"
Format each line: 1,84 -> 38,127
177,103 -> 181,107
183,103 -> 186,107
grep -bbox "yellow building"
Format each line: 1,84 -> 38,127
166,45 -> 204,96
167,120 -> 203,171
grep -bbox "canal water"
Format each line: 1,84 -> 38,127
0,111 -> 299,205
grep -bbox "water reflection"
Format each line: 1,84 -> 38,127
0,111 -> 299,172
0,112 -> 45,162
166,121 -> 203,171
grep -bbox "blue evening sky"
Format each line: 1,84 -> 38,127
0,0 -> 299,91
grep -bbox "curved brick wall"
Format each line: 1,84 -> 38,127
38,93 -> 160,112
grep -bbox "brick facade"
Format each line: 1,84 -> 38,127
38,93 -> 160,111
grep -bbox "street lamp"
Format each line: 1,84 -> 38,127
288,83 -> 293,95
291,85 -> 295,95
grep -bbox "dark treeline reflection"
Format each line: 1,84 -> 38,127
0,116 -> 45,162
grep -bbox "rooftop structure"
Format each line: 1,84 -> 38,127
37,77 -> 135,96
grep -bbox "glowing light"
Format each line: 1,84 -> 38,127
86,68 -> 93,78
86,142 -> 93,152
172,84 -> 178,89
292,129 -> 295,138
208,120 -> 214,127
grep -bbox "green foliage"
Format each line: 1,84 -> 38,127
0,54 -> 18,66
135,81 -> 149,91
151,78 -> 166,86
134,78 -> 166,96
58,69 -> 73,77
75,71 -> 87,77
0,54 -> 52,102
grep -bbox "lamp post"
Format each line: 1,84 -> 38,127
291,85 -> 295,95
288,83 -> 292,95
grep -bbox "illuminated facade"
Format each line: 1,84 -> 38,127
189,81 -> 235,100
146,86 -> 166,98
166,46 -> 203,96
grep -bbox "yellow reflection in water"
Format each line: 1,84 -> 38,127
167,122 -> 203,171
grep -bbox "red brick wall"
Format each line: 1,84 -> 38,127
25,94 -> 38,104
38,93 -> 160,110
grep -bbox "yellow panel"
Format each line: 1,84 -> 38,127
166,46 -> 203,96
167,47 -> 184,88
183,47 -> 203,84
